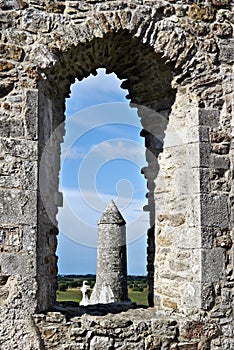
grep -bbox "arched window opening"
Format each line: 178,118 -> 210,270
38,31 -> 176,312
56,68 -> 149,305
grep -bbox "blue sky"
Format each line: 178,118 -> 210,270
56,69 -> 148,275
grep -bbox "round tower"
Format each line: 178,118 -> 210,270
90,200 -> 129,304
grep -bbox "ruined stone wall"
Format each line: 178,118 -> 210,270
0,0 -> 233,349
33,306 -> 219,350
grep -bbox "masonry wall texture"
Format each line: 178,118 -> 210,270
0,0 -> 233,349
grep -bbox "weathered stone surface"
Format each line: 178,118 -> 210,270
218,40 -> 234,63
0,60 -> 15,72
211,22 -> 232,37
46,1 -> 65,13
23,89 -> 38,140
33,308 -> 180,350
0,0 -> 233,348
90,201 -> 128,304
202,248 -> 225,283
179,319 -> 219,342
0,226 -> 22,253
22,8 -> 51,33
0,0 -> 28,10
201,195 -> 229,228
0,189 -> 37,224
188,4 -> 216,22
198,109 -> 220,128
0,138 -> 37,159
0,44 -> 24,61
90,336 -> 114,350
212,0 -> 231,6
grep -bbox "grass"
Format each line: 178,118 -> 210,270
129,289 -> 148,306
57,288 -> 82,302
56,288 -> 148,306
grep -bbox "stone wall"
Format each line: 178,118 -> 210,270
33,306 -> 219,350
0,0 -> 233,349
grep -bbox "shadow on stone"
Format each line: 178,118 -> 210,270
52,301 -> 148,319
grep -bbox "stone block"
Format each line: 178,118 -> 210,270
185,143 -> 210,169
22,226 -> 36,253
0,80 -> 14,98
0,252 -> 36,276
201,248 -> 225,283
185,194 -> 201,229
0,226 -> 23,253
200,168 -> 211,193
200,143 -> 211,168
200,194 -> 229,228
0,157 -> 37,190
0,0 -> 28,10
0,138 -> 37,160
179,319 -> 219,342
174,126 -> 209,145
22,8 -> 51,34
0,115 -> 25,139
212,0 -> 231,6
0,189 -> 37,225
188,4 -> 215,21
211,22 -> 232,38
173,167 -> 199,195
210,155 -> 230,170
21,161 -> 38,190
46,1 -> 65,13
23,89 -> 38,140
161,219 -> 198,248
221,324 -> 234,337
90,336 -> 114,350
198,109 -> 220,128
175,342 -> 199,350
145,335 -> 161,350
201,283 -> 215,310
0,60 -> 15,72
162,298 -> 178,310
0,43 -> 24,61
177,166 -> 211,195
219,40 -> 234,63
201,227 -> 215,249
182,282 -> 201,308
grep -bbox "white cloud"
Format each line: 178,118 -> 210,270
61,146 -> 85,160
77,139 -> 146,187
92,139 -> 145,162
56,187 -> 149,248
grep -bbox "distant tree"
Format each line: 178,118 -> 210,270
76,280 -> 83,287
132,284 -> 138,291
58,283 -> 68,291
132,284 -> 144,292
69,281 -> 78,288
88,281 -> 95,289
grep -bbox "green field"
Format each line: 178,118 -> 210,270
56,275 -> 148,306
57,288 -> 82,303
56,288 -> 148,306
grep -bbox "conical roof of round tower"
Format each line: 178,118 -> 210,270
98,200 -> 126,225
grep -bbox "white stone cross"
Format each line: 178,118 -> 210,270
80,280 -> 90,306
